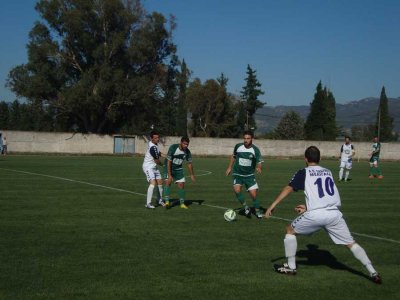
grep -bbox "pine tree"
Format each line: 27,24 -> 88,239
274,111 -> 304,140
376,86 -> 395,141
175,59 -> 190,136
240,65 -> 264,131
304,81 -> 338,140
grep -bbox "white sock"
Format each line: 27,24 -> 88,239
345,170 -> 350,180
350,243 -> 377,275
284,234 -> 297,269
146,184 -> 155,205
339,168 -> 344,180
158,185 -> 163,200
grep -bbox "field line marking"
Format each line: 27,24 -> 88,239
2,167 -> 399,245
198,203 -> 400,245
0,167 -> 147,197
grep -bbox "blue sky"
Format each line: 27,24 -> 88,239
1,0 -> 399,106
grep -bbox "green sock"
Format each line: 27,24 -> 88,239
163,186 -> 170,202
235,192 -> 247,207
369,167 -> 375,176
376,167 -> 382,176
252,198 -> 260,210
178,189 -> 185,204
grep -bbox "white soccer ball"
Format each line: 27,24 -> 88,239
224,209 -> 237,222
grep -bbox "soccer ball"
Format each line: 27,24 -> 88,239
224,209 -> 237,222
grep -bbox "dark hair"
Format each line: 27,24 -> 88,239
181,136 -> 190,143
150,131 -> 159,138
305,146 -> 320,163
345,135 -> 351,140
243,130 -> 254,138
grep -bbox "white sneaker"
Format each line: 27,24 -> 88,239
158,199 -> 166,207
145,204 -> 155,209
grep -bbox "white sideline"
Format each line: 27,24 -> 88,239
1,167 -> 399,245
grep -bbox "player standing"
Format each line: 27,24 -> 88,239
264,146 -> 382,284
369,136 -> 383,179
142,131 -> 164,209
338,136 -> 355,182
163,136 -> 195,209
225,130 -> 264,219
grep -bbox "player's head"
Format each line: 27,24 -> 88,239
243,130 -> 254,147
180,136 -> 190,149
150,131 -> 160,144
345,136 -> 351,144
373,136 -> 379,142
305,146 -> 320,164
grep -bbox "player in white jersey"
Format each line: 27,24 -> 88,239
264,146 -> 382,284
142,131 -> 164,209
339,136 -> 355,182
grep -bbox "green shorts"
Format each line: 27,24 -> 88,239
370,156 -> 379,164
163,167 -> 185,182
232,175 -> 258,190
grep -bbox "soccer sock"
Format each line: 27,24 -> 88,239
369,166 -> 374,176
235,192 -> 246,206
284,234 -> 297,269
146,184 -> 155,205
376,167 -> 382,176
345,170 -> 350,180
157,185 -> 163,200
163,186 -> 170,202
252,197 -> 260,209
339,168 -> 344,180
178,189 -> 185,204
350,243 -> 377,275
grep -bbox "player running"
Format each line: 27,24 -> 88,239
226,130 -> 264,219
338,136 -> 355,182
163,136 -> 195,209
142,131 -> 164,209
265,146 -> 382,284
369,136 -> 383,179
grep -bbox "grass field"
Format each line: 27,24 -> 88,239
0,154 -> 399,299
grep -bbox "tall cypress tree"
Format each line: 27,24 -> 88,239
175,59 -> 190,136
304,81 -> 338,140
376,86 -> 394,141
240,65 -> 264,130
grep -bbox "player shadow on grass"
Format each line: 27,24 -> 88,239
272,244 -> 370,280
164,198 -> 205,209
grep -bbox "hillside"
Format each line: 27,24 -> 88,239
255,97 -> 400,133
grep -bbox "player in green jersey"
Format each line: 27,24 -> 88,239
163,136 -> 196,209
225,130 -> 264,219
369,136 -> 383,179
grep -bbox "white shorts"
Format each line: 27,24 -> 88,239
339,159 -> 352,170
291,209 -> 354,245
143,166 -> 162,182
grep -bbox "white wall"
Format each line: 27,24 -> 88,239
2,130 -> 399,160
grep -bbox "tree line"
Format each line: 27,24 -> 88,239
1,0 -> 397,141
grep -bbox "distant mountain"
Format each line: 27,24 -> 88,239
255,97 -> 400,133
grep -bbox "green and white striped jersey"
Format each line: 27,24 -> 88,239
165,143 -> 192,171
232,143 -> 263,177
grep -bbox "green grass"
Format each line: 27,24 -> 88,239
0,155 -> 399,299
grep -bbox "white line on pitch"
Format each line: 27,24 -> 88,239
2,167 -> 400,245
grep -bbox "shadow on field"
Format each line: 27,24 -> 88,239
164,198 -> 205,209
297,244 -> 370,280
272,244 -> 370,280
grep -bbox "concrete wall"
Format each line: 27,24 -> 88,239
1,130 -> 114,154
2,130 -> 399,160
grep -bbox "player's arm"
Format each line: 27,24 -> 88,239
150,146 -> 163,166
351,145 -> 355,158
265,185 -> 294,218
187,163 -> 195,183
225,155 -> 236,176
255,162 -> 262,174
166,159 -> 173,184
